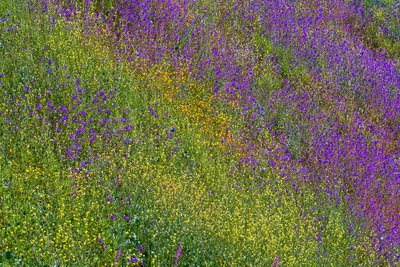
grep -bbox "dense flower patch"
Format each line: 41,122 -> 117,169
0,0 -> 399,265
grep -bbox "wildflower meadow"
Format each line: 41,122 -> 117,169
0,0 -> 399,265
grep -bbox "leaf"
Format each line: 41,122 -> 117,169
5,251 -> 12,260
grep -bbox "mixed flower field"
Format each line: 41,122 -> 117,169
0,0 -> 399,265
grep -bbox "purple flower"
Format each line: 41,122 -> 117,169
174,244 -> 183,267
272,255 -> 280,267
268,160 -> 276,167
110,214 -> 116,220
148,105 -> 158,118
0,73 -> 4,77
114,248 -> 123,264
123,215 -> 131,222
68,134 -> 77,141
130,257 -> 138,263
89,128 -> 95,135
98,237 -> 104,243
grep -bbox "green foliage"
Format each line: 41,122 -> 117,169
362,0 -> 400,60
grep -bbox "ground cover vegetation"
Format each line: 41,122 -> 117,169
0,0 -> 399,265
